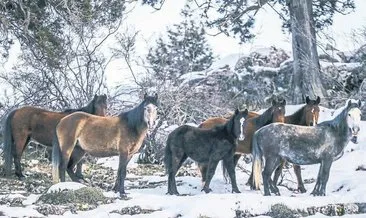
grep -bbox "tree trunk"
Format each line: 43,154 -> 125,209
289,0 -> 326,104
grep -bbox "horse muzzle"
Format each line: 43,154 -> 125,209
351,135 -> 358,144
351,127 -> 360,144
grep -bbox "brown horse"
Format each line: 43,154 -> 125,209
272,96 -> 320,193
52,93 -> 158,197
3,94 -> 107,179
198,111 -> 260,129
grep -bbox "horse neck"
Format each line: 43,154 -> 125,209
224,118 -> 237,144
120,103 -> 147,133
285,106 -> 306,125
63,101 -> 95,114
255,108 -> 273,127
320,108 -> 351,148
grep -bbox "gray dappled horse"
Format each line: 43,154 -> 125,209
252,100 -> 361,196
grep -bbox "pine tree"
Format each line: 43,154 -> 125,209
147,4 -> 214,81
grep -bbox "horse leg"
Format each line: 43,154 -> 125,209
168,154 -> 187,195
66,147 -> 86,182
293,164 -> 306,193
113,155 -> 132,192
202,159 -> 219,193
116,153 -> 132,197
262,156 -> 281,196
224,154 -> 240,184
74,143 -> 84,179
273,160 -> 285,185
197,163 -> 207,187
223,156 -> 240,193
311,158 -> 333,196
13,135 -> 30,180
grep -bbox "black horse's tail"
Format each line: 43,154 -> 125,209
52,129 -> 61,184
221,161 -> 229,183
3,110 -> 17,176
164,135 -> 174,175
252,132 -> 263,190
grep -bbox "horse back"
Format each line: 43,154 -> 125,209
11,106 -> 68,146
198,117 -> 227,129
167,125 -> 234,162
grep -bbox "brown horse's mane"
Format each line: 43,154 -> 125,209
119,95 -> 158,131
285,105 -> 307,125
63,97 -> 96,114
253,106 -> 276,127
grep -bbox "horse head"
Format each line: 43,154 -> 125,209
271,97 -> 286,123
143,93 -> 159,130
231,108 -> 249,141
346,99 -> 362,143
93,94 -> 108,116
304,96 -> 321,126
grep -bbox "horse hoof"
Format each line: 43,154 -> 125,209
166,191 -> 180,196
202,187 -> 212,193
298,187 -> 307,193
232,189 -> 241,194
17,175 -> 26,181
119,193 -> 131,200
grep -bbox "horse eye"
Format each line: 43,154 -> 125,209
348,114 -> 351,116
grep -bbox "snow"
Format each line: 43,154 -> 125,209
47,182 -> 87,193
1,103 -> 366,217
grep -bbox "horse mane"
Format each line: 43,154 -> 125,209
285,105 -> 306,125
254,106 -> 274,126
119,100 -> 146,131
63,98 -> 95,114
318,103 -> 358,130
224,115 -> 237,142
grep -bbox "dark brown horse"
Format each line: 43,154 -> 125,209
196,111 -> 259,185
272,96 -> 320,193
3,94 -> 107,179
52,93 -> 158,197
165,109 -> 249,195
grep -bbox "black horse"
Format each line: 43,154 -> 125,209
252,100 -> 361,196
165,109 -> 248,195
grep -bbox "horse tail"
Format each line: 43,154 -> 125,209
252,132 -> 263,190
222,161 -> 230,183
3,110 -> 17,176
52,129 -> 61,184
164,135 -> 173,175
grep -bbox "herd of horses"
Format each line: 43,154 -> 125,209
1,93 -> 362,198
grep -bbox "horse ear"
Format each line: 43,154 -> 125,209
347,99 -> 352,108
305,96 -> 310,104
282,99 -> 286,106
94,94 -> 97,99
154,93 -> 158,100
234,108 -> 239,115
144,93 -> 148,99
244,108 -> 248,116
358,99 -> 362,108
272,99 -> 276,106
316,96 -> 321,104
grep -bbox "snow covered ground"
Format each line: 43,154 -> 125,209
1,102 -> 366,218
